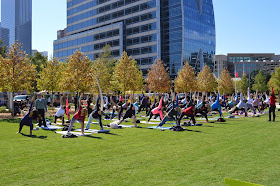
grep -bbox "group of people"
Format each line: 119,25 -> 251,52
17,87 -> 277,136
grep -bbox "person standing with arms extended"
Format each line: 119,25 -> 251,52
35,93 -> 47,127
269,87 -> 276,122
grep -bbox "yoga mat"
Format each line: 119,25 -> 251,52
140,121 -> 160,124
74,129 -> 110,133
55,131 -> 93,136
150,118 -> 161,121
119,125 -> 135,128
196,118 -> 216,121
41,125 -> 63,130
147,126 -> 171,130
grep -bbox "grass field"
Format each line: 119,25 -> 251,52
1,111 -> 280,185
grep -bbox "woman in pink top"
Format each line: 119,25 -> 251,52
67,93 -> 87,135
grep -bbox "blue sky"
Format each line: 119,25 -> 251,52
1,0 -> 280,57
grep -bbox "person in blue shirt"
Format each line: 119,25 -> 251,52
17,97 -> 38,135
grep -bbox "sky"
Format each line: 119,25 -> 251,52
1,0 -> 280,57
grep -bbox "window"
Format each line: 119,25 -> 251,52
133,48 -> 140,55
133,38 -> 140,44
141,36 -> 149,43
112,40 -> 119,46
132,5 -> 139,13
100,33 -> 106,39
133,27 -> 140,34
126,28 -> 133,35
133,16 -> 139,23
141,47 -> 149,54
127,39 -> 133,45
141,25 -> 149,32
140,3 -> 148,10
113,30 -> 119,36
107,31 -> 112,37
118,10 -> 124,17
125,8 -> 132,15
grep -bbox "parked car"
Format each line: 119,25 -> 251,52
13,95 -> 31,104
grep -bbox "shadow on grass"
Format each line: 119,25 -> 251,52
185,129 -> 201,133
84,135 -> 102,139
103,132 -> 120,136
20,133 -> 47,139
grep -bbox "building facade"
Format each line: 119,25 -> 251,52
32,50 -> 48,58
0,0 -> 32,55
216,53 -> 280,77
54,0 -> 216,78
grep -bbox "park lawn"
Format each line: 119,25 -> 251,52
0,112 -> 280,185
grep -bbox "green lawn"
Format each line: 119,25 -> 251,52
0,112 -> 280,185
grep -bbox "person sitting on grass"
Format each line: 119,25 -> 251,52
85,97 -> 104,130
17,96 -> 38,135
54,94 -> 66,125
67,93 -> 88,135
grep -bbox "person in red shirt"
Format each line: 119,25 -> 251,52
67,93 -> 87,135
178,104 -> 196,126
269,87 -> 276,121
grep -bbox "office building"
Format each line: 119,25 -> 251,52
32,50 -> 48,58
214,55 -> 228,78
54,0 -> 216,78
217,53 -> 280,77
0,0 -> 32,55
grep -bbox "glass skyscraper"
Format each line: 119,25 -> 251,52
0,0 -> 32,55
54,0 -> 215,77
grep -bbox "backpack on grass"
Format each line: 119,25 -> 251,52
170,126 -> 185,131
217,118 -> 226,122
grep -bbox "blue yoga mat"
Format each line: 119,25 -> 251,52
147,126 -> 171,130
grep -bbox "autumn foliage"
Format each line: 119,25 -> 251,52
174,63 -> 196,93
146,58 -> 172,93
197,65 -> 217,92
218,69 -> 234,94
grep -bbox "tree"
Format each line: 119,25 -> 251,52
174,62 -> 196,93
97,44 -> 117,75
252,70 -> 268,92
60,50 -> 92,94
30,52 -> 48,74
113,51 -> 142,96
238,74 -> 249,93
0,41 -> 37,112
37,57 -> 62,107
91,58 -> 111,93
218,69 -> 234,94
268,66 -> 280,93
196,65 -> 217,92
30,52 -> 48,92
146,58 -> 172,93
130,66 -> 144,93
0,39 -> 7,57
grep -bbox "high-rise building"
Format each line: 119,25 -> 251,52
0,0 -> 32,55
54,0 -> 215,78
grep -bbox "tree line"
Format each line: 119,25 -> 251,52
0,41 -> 280,100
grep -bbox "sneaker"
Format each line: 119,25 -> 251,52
85,128 -> 89,130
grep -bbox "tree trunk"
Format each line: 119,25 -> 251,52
52,91 -> 54,110
12,92 -> 14,118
